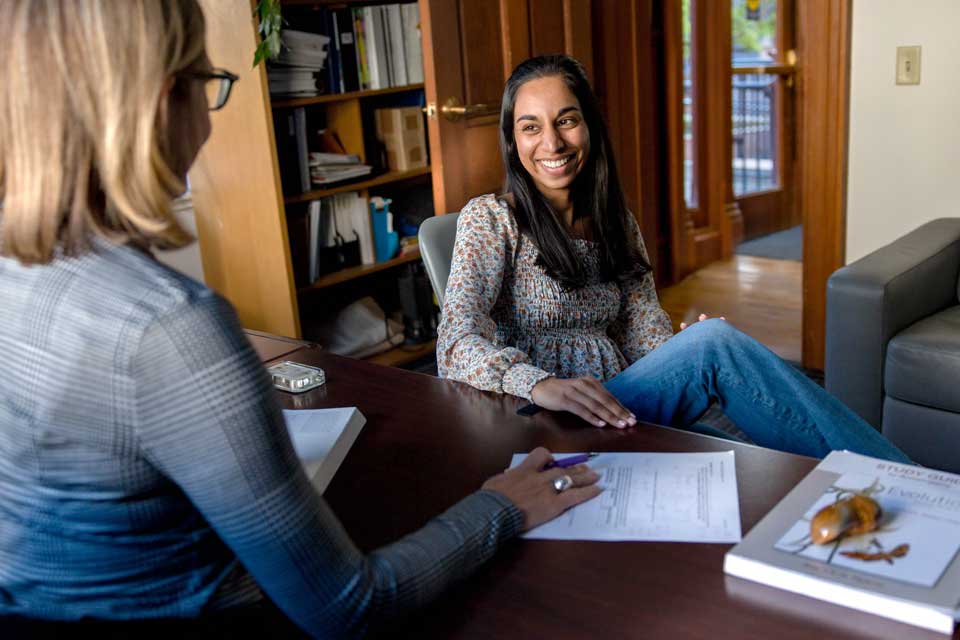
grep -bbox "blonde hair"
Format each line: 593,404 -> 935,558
0,0 -> 206,264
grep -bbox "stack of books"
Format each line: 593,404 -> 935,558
309,152 -> 372,186
293,3 -> 423,95
267,29 -> 330,96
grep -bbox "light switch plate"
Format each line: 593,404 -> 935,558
896,46 -> 921,85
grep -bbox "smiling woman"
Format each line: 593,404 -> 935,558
436,54 -> 912,468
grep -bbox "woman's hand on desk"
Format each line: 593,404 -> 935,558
531,377 -> 637,429
482,448 -> 602,531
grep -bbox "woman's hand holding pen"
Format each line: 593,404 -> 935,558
482,447 -> 601,531
530,377 -> 637,429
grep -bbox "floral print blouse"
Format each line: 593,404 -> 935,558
436,194 -> 675,401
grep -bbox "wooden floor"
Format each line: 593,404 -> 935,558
659,256 -> 803,363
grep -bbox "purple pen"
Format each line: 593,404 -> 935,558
544,452 -> 598,470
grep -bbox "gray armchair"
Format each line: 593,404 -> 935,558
826,218 -> 960,472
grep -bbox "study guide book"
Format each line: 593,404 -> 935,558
283,408 -> 366,493
723,451 -> 960,634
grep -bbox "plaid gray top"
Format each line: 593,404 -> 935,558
0,238 -> 523,637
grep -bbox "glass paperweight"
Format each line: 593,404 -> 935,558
267,361 -> 326,394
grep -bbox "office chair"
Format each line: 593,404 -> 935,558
418,212 -> 460,306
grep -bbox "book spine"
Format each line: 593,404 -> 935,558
387,5 -> 407,87
374,6 -> 391,88
324,8 -> 342,94
362,7 -> 380,90
402,3 -> 424,84
308,200 -> 321,283
335,8 -> 360,92
293,107 -> 311,193
353,8 -> 370,90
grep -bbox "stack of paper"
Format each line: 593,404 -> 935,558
268,29 -> 330,96
309,152 -> 372,185
283,407 -> 366,493
510,451 -> 742,543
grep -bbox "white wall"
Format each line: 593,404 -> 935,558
154,194 -> 207,283
846,0 -> 960,263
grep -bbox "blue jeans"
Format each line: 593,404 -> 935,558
604,319 -> 911,462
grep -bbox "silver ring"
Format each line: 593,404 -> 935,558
553,474 -> 574,493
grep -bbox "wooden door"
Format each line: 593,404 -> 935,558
419,0 -> 593,215
665,0 -> 800,277
731,0 -> 799,241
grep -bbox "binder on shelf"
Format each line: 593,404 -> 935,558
385,4 -> 408,87
353,8 -> 370,90
294,107 -> 311,193
362,7 -> 382,89
401,3 -> 424,84
321,8 -> 342,95
334,8 -> 360,92
273,109 -> 310,196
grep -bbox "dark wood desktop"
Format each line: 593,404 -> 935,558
247,332 -> 949,640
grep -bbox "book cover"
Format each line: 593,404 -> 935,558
283,407 -> 366,494
724,451 -> 960,634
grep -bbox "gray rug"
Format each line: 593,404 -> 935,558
737,225 -> 802,261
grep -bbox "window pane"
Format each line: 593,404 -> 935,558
731,0 -> 778,195
682,0 -> 696,208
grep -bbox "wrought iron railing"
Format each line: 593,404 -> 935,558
732,74 -> 777,195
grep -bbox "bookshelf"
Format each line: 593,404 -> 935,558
284,165 -> 430,204
299,248 -> 422,292
272,82 -> 425,108
190,0 -> 437,368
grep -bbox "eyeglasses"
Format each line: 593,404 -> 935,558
179,68 -> 239,111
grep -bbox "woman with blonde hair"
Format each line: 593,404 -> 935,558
0,2 -> 599,637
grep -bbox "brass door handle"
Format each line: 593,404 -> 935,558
424,97 -> 499,122
732,50 -> 798,87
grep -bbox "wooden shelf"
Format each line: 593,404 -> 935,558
285,166 -> 431,204
299,249 -> 421,292
366,338 -> 436,368
272,84 -> 426,109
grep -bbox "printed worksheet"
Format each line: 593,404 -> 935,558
510,451 -> 741,543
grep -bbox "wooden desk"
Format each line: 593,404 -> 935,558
243,329 -> 312,364
276,348 -> 947,640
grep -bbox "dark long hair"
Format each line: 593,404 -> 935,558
500,55 -> 650,289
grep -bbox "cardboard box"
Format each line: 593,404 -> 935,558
375,107 -> 427,172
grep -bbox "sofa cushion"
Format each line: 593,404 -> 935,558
885,305 -> 960,413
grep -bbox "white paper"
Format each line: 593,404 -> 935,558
510,451 -> 742,543
283,408 -> 364,491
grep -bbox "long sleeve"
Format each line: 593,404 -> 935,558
436,198 -> 552,400
607,216 -> 675,364
132,290 -> 524,638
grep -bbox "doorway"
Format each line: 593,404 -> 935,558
662,0 -> 812,365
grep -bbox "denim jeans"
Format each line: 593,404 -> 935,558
604,319 -> 911,462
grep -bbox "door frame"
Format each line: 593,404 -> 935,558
797,0 -> 851,370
